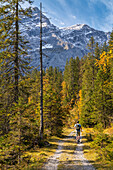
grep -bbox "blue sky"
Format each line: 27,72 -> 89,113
25,0 -> 113,32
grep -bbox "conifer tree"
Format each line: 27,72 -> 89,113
81,37 -> 98,127
101,41 -> 108,53
63,57 -> 80,107
81,35 -> 113,127
0,0 -> 33,103
109,31 -> 113,104
43,67 -> 63,136
93,31 -> 113,127
0,0 -> 33,167
95,42 -> 101,60
108,29 -> 113,51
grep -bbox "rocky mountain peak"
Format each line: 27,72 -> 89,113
21,7 -> 110,71
31,7 -> 40,13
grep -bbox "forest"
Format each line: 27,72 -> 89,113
0,0 -> 113,169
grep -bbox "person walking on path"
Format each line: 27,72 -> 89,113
74,121 -> 82,143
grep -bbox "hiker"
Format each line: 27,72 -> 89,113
74,121 -> 82,143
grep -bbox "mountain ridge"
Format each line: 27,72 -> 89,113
21,7 -> 110,71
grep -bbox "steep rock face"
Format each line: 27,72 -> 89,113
20,7 -> 110,70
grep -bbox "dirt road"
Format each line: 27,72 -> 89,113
43,131 -> 95,170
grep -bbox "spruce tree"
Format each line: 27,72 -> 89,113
81,37 -> 98,127
43,67 -> 63,136
63,57 -> 80,107
0,0 -> 33,167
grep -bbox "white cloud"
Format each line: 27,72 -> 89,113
100,0 -> 113,8
51,17 -> 65,27
72,15 -> 76,19
89,0 -> 113,31
56,0 -> 74,17
22,1 -> 32,9
56,0 -> 67,7
100,0 -> 113,31
60,21 -> 65,26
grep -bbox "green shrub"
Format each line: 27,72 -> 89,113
86,133 -> 93,142
104,141 -> 113,161
91,133 -> 110,148
90,133 -> 113,161
94,123 -> 104,132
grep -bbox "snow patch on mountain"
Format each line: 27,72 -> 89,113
42,44 -> 53,49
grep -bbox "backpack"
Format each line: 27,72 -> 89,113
76,124 -> 80,130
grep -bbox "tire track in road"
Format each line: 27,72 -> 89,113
43,131 -> 74,170
74,140 -> 95,170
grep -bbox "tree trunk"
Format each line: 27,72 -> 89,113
14,0 -> 19,103
39,2 -> 44,140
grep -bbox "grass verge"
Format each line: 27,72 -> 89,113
83,128 -> 113,170
23,127 -> 75,170
21,135 -> 61,170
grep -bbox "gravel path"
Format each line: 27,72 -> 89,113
74,140 -> 95,170
43,140 -> 64,170
43,131 -> 95,170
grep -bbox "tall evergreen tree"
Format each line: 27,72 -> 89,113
63,57 -> 80,107
81,37 -> 98,127
0,0 -> 32,103
0,0 -> 33,167
43,67 -> 63,136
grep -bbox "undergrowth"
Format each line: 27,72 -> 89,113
84,127 -> 113,169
